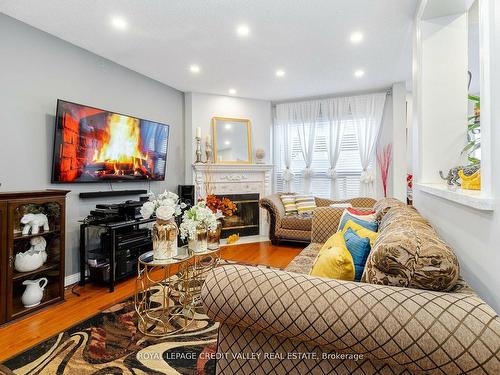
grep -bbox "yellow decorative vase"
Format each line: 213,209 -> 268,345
459,169 -> 481,190
153,219 -> 178,259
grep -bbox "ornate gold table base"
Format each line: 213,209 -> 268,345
135,252 -> 194,337
135,246 -> 221,337
188,248 -> 221,307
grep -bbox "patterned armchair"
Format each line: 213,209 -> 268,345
259,193 -> 376,245
203,198 -> 500,374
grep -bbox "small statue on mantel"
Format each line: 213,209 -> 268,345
205,135 -> 213,163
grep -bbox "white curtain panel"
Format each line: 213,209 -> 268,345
323,96 -> 349,199
275,104 -> 294,192
291,100 -> 321,194
350,93 -> 387,197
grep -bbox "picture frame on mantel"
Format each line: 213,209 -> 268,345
212,117 -> 252,164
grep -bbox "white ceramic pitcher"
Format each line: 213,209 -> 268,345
21,277 -> 48,308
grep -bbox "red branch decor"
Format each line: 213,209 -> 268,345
376,143 -> 393,198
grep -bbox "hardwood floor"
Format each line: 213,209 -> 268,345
0,241 -> 303,362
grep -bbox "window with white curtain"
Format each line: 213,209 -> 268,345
274,119 -> 370,199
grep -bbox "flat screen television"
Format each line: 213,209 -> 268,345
51,100 -> 169,183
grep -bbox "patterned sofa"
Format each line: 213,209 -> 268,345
259,193 -> 376,245
202,198 -> 500,374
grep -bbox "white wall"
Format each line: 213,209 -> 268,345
376,84 -> 408,201
412,0 -> 500,313
184,92 -> 272,182
0,14 -> 185,277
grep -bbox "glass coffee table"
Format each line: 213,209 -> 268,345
134,245 -> 221,336
134,248 -> 195,337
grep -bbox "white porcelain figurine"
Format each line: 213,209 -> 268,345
20,213 -> 49,235
14,237 -> 48,272
21,278 -> 48,308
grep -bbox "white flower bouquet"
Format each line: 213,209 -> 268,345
179,201 -> 218,242
141,191 -> 186,260
140,191 -> 186,221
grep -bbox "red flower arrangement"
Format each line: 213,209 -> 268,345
205,194 -> 237,216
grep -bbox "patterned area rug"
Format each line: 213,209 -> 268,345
0,296 -> 218,375
1,260 -> 275,375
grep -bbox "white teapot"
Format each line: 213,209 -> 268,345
21,278 -> 48,308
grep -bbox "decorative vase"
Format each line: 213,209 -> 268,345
189,225 -> 208,253
208,220 -> 223,250
21,277 -> 48,308
152,218 -> 178,259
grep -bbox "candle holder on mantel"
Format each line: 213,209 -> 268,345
194,136 -> 203,164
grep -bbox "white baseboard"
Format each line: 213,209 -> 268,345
65,272 -> 80,287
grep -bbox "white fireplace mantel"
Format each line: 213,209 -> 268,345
192,163 -> 273,236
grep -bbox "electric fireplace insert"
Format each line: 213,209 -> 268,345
51,100 -> 169,183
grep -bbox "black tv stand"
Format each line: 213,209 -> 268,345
79,217 -> 155,292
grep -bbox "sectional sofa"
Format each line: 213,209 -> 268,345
202,198 -> 500,374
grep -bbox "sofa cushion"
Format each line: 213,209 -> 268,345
285,243 -> 322,274
373,197 -> 406,221
338,213 -> 378,232
379,205 -> 431,232
295,195 -> 317,214
341,219 -> 378,247
280,214 -> 312,231
280,194 -> 298,215
362,219 -> 460,291
343,228 -> 371,281
310,232 -> 355,280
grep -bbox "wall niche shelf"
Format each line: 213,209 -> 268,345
415,183 -> 494,211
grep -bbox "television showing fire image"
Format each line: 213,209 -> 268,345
51,100 -> 169,183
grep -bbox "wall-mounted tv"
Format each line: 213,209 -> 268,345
51,100 -> 169,183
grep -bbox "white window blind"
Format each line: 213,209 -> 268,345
274,119 -> 368,199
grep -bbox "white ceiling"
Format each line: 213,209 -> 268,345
0,0 -> 417,101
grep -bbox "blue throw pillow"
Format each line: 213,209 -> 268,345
339,212 -> 378,232
343,228 -> 371,281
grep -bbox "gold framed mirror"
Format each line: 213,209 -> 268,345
212,117 -> 252,164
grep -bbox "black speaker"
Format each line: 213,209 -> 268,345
178,185 -> 195,207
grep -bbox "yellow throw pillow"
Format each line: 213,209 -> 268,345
321,231 -> 346,253
341,219 -> 378,247
310,236 -> 355,281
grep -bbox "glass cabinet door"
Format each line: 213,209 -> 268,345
6,199 -> 63,320
0,202 -> 7,324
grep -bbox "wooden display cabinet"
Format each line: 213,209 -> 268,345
0,190 -> 69,324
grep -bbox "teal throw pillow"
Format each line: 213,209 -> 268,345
343,228 -> 371,281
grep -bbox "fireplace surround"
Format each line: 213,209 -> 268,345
192,164 -> 273,238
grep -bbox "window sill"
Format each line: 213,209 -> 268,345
414,183 -> 495,211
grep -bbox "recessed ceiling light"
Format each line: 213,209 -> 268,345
228,88 -> 237,95
354,69 -> 365,78
224,140 -> 231,145
350,32 -> 363,44
276,69 -> 286,77
111,16 -> 127,30
189,64 -> 200,74
236,24 -> 250,37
